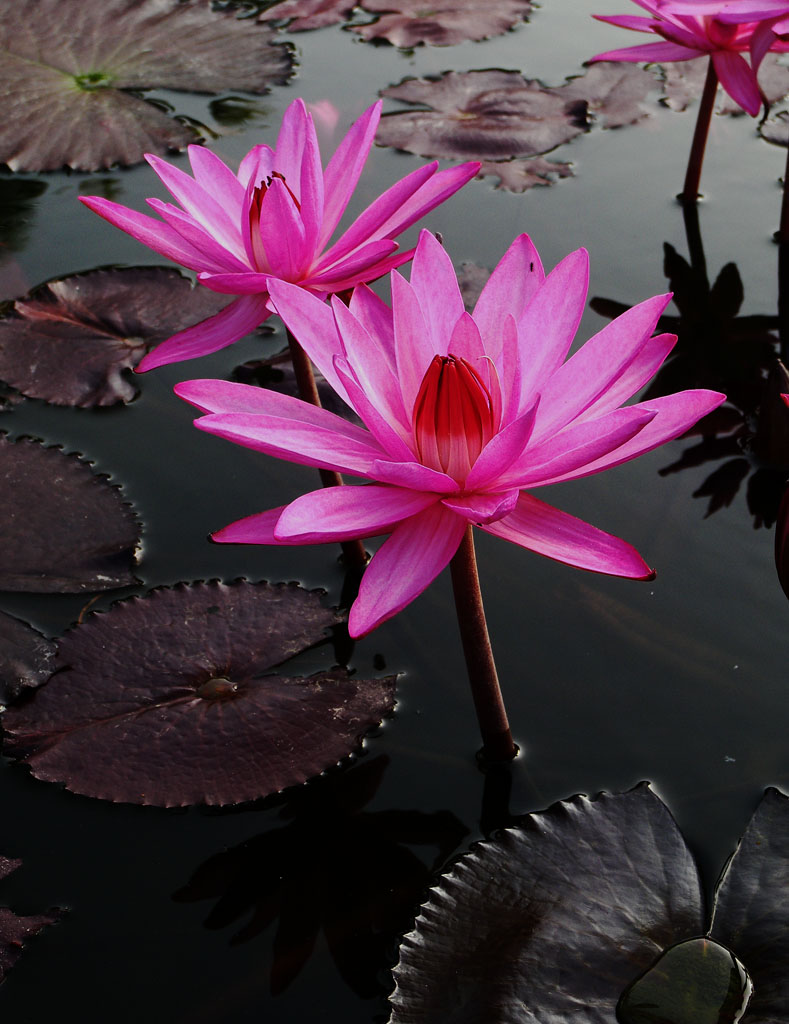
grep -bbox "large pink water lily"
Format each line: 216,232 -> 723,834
175,230 -> 725,637
660,0 -> 789,67
80,99 -> 479,371
590,0 -> 789,114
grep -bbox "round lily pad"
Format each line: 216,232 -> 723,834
0,0 -> 293,171
0,267 -> 232,407
0,610 -> 56,705
2,580 -> 397,807
0,435 -> 140,593
353,0 -> 533,48
262,0 -> 357,31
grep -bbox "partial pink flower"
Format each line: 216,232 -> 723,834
661,0 -> 789,68
175,230 -> 725,637
80,99 -> 479,371
589,0 -> 789,114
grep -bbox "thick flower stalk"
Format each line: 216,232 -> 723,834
175,230 -> 725,640
590,0 -> 789,197
80,99 -> 480,371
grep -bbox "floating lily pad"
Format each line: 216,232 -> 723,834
2,581 -> 397,807
174,755 -> 467,995
478,155 -> 574,192
0,268 -> 232,407
390,785 -> 789,1022
378,70 -> 589,161
0,435 -> 140,593
0,0 -> 293,171
263,0 -> 357,30
561,63 -> 658,128
353,0 -> 532,48
0,610 -> 55,705
0,857 -> 62,984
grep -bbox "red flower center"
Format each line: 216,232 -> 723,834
412,354 -> 500,482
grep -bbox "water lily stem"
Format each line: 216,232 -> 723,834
681,59 -> 718,202
779,144 -> 789,243
286,328 -> 368,570
450,525 -> 517,763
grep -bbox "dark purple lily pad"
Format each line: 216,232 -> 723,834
0,435 -> 140,593
390,785 -> 789,1023
561,63 -> 658,128
378,70 -> 589,161
353,0 -> 532,48
389,785 -> 704,1022
262,0 -> 357,30
2,580 -> 397,807
0,857 -> 62,984
0,610 -> 55,705
0,0 -> 292,171
478,155 -> 574,192
0,268 -> 232,407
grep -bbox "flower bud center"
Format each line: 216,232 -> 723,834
412,354 -> 500,482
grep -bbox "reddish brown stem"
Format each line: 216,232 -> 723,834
286,329 -> 367,570
449,525 -> 517,762
779,143 -> 789,243
680,58 -> 719,202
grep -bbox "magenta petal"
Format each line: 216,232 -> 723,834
275,484 -> 439,542
538,390 -> 726,485
751,20 -> 777,69
187,145 -> 246,213
348,284 -> 396,359
593,13 -> 659,31
589,40 -> 703,61
145,199 -> 250,274
448,312 -> 486,364
441,489 -> 520,524
213,506 -> 290,544
482,492 -> 654,579
79,196 -> 218,273
410,230 -> 465,355
266,279 -> 348,400
711,50 -> 762,115
136,294 -> 270,371
175,379 -> 356,428
193,412 -> 387,477
348,503 -> 467,636
517,248 -> 589,411
334,358 -> 414,459
473,234 -> 545,353
272,98 -> 311,199
237,144 -> 276,189
370,163 -> 481,241
307,239 -> 399,289
370,459 -> 456,492
256,178 -> 309,280
319,102 -> 382,250
576,332 -> 677,423
464,402 -> 539,492
391,271 -> 436,412
196,271 -> 272,295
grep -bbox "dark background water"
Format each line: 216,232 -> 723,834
2,1 -> 789,1021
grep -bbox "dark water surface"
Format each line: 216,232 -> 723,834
2,1 -> 789,1021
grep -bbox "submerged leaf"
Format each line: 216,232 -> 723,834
378,70 -> 588,161
0,857 -> 62,984
389,785 -> 704,1023
0,0 -> 292,171
0,611 -> 56,705
3,581 -> 397,807
353,0 -> 532,48
0,268 -> 231,407
0,435 -> 140,593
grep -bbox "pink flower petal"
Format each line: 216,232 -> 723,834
255,178 -> 309,280
136,294 -> 271,372
306,239 -> 399,289
391,271 -> 437,413
593,13 -> 660,30
482,492 -> 654,578
574,332 -> 677,423
441,489 -> 520,524
275,484 -> 439,542
464,401 -> 539,491
237,144 -> 276,189
78,196 -> 219,274
369,459 -> 456,492
187,145 -> 246,213
193,412 -> 388,477
369,163 -> 481,241
319,102 -> 382,249
145,199 -> 251,274
272,99 -> 311,196
348,284 -> 396,363
589,40 -> 704,61
410,230 -> 465,354
537,389 -> 726,485
145,154 -> 246,262
711,49 -> 763,115
517,248 -> 589,412
175,378 -> 356,429
196,271 -> 272,295
447,312 -> 486,365
348,503 -> 467,636
473,234 -> 545,355
213,506 -> 290,545
333,357 -> 415,459
501,406 -> 657,488
531,292 -> 673,442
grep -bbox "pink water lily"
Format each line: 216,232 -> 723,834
175,230 -> 725,638
590,0 -> 788,114
660,0 -> 789,67
80,99 -> 479,371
